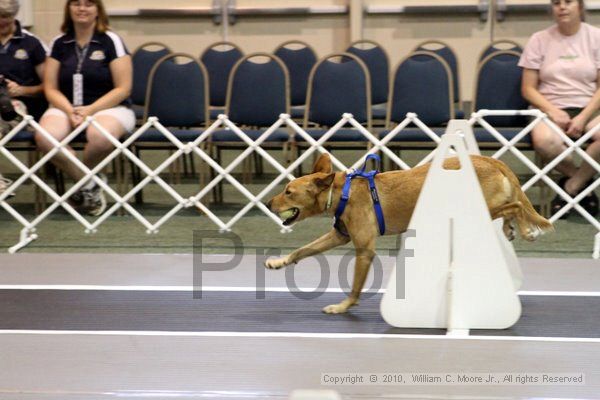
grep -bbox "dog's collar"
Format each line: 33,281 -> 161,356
325,184 -> 334,211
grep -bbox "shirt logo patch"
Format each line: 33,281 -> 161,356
14,49 -> 29,60
89,50 -> 106,61
559,55 -> 579,61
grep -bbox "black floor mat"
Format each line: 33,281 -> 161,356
1,290 -> 598,338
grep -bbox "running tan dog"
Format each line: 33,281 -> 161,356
265,153 -> 553,314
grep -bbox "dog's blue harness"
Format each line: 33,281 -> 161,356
333,154 -> 386,236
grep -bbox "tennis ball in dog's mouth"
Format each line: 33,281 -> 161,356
279,209 -> 296,220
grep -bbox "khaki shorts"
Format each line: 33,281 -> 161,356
563,107 -> 600,122
42,106 -> 136,133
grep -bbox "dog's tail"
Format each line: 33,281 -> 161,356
490,158 -> 554,237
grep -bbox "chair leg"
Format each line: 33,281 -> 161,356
296,145 -> 303,176
133,147 -> 144,205
198,143 -> 209,208
242,157 -> 250,185
175,154 -> 182,186
536,152 -> 551,218
115,153 -> 125,216
253,152 -> 264,176
189,153 -> 196,178
168,149 -> 175,185
215,147 -> 223,204
182,152 -> 189,177
48,163 -> 65,196
30,150 -> 43,215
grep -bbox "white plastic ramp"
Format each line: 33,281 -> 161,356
493,218 -> 523,290
380,133 -> 522,330
453,119 -> 522,290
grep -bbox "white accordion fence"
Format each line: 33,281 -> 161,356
0,109 -> 599,258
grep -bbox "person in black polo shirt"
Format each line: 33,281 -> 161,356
0,0 -> 47,197
36,0 -> 134,216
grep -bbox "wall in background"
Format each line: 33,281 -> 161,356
28,0 -> 600,102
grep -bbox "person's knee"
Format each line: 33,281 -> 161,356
34,129 -> 56,153
533,140 -> 561,158
532,131 -> 564,157
86,127 -> 116,153
36,116 -> 70,152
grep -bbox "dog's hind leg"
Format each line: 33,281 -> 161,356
265,229 -> 350,270
490,202 -> 522,240
323,236 -> 376,314
491,201 -> 540,241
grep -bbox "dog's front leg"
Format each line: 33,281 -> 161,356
323,237 -> 376,314
265,229 -> 350,270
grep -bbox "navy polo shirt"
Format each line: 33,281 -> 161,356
49,30 -> 131,107
0,20 -> 48,119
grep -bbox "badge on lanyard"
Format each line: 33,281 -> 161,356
73,43 -> 89,106
73,73 -> 83,106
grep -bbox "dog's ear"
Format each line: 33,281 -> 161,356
312,153 -> 333,174
314,173 -> 335,191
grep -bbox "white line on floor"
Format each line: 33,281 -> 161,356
0,285 -> 599,297
0,329 -> 599,343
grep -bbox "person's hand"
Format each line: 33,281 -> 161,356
5,79 -> 24,97
73,106 -> 93,121
548,108 -> 571,131
69,106 -> 94,128
566,113 -> 587,138
69,110 -> 83,128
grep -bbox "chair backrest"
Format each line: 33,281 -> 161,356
413,40 -> 460,104
304,53 -> 372,129
479,39 -> 523,62
387,51 -> 454,127
273,40 -> 317,106
131,42 -> 172,106
345,40 -> 389,105
144,53 -> 209,127
473,50 -> 528,127
200,41 -> 244,107
225,53 -> 290,127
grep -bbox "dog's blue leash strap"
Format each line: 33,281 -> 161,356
333,170 -> 354,236
364,154 -> 386,236
368,173 -> 385,236
333,154 -> 385,236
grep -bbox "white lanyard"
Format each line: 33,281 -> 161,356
73,43 -> 89,106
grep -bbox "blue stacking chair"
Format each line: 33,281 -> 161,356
413,40 -> 462,118
382,51 -> 453,152
479,39 -> 523,63
345,39 -> 389,123
132,53 -> 210,203
473,50 -> 545,213
200,42 -> 244,121
274,40 -> 317,120
303,53 -> 371,140
131,42 -> 172,122
210,53 -> 291,202
472,50 -> 531,148
294,53 -> 372,173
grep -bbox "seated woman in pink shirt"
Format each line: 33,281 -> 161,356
519,0 -> 600,217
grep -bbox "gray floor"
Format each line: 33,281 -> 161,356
1,253 -> 600,291
0,253 -> 599,400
